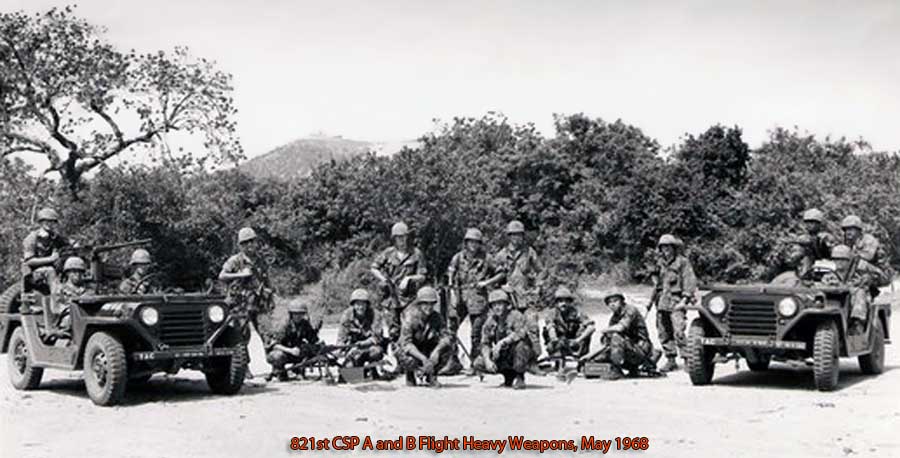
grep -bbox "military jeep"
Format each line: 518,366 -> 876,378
685,261 -> 892,391
0,240 -> 247,406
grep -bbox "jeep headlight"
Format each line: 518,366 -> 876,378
778,297 -> 798,317
707,296 -> 727,315
208,305 -> 225,323
140,306 -> 159,326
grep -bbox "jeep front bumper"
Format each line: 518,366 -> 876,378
700,337 -> 806,350
131,346 -> 237,361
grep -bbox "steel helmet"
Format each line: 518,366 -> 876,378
287,300 -> 308,313
129,249 -> 152,265
37,207 -> 59,222
506,220 -> 525,234
802,208 -> 825,223
415,286 -> 438,303
488,289 -> 510,304
63,256 -> 86,272
603,290 -> 625,304
391,222 -> 409,237
350,288 -> 371,304
238,227 -> 257,243
658,234 -> 678,247
553,286 -> 575,300
830,245 -> 852,260
463,228 -> 483,242
840,215 -> 863,230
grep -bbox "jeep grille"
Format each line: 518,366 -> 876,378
726,298 -> 777,337
158,305 -> 206,347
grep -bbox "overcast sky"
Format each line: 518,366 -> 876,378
6,0 -> 900,158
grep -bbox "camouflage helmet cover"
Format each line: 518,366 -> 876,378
506,220 -> 525,234
238,227 -> 257,243
487,289 -> 510,304
658,234 -> 678,247
350,288 -> 371,303
287,300 -> 309,313
130,248 -> 152,265
391,222 -> 409,237
63,256 -> 86,272
553,286 -> 575,300
463,228 -> 483,242
840,215 -> 863,230
802,208 -> 825,223
415,286 -> 438,303
37,207 -> 59,222
603,290 -> 625,304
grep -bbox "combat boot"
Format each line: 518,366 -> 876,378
660,357 -> 679,372
512,373 -> 526,390
405,370 -> 417,387
502,371 -> 515,387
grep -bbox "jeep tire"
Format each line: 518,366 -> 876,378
8,326 -> 43,390
686,318 -> 715,385
813,321 -> 840,391
84,332 -> 129,406
205,343 -> 247,395
858,322 -> 885,375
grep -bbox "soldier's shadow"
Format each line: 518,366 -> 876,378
37,375 -> 276,406
712,362 -> 896,392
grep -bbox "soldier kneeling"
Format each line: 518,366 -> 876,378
395,287 -> 453,387
265,301 -> 321,381
338,289 -> 385,368
472,289 -> 535,389
542,286 -> 595,367
583,291 -> 661,378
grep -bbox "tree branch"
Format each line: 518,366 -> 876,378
90,102 -> 124,144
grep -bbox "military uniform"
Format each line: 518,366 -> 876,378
337,306 -> 385,367
653,254 -> 697,359
118,272 -> 159,295
22,229 -> 69,290
395,304 -> 453,372
491,245 -> 543,355
542,305 -> 594,358
822,258 -> 886,323
848,234 -> 891,287
56,281 -> 92,333
473,308 -> 534,378
221,252 -> 272,342
371,246 -> 427,341
809,231 -> 838,261
447,248 -> 490,357
592,303 -> 655,372
264,318 -> 321,375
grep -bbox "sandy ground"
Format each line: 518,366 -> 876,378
1,285 -> 899,458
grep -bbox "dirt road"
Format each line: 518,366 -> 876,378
1,286 -> 898,458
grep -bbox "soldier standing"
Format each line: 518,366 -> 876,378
542,286 -> 595,363
119,249 -> 159,294
447,228 -> 498,367
489,220 -> 544,358
583,290 -> 660,378
264,301 -> 322,381
802,208 -> 838,261
219,227 -> 273,372
649,234 -> 697,372
396,287 -> 453,387
473,289 -> 534,389
370,222 -> 427,343
22,207 -> 70,295
337,289 -> 385,368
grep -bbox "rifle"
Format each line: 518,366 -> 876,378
267,343 -> 355,382
645,286 -> 660,318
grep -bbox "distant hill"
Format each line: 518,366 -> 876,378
240,136 -> 418,181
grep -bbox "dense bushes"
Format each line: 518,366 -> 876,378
2,114 -> 898,314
